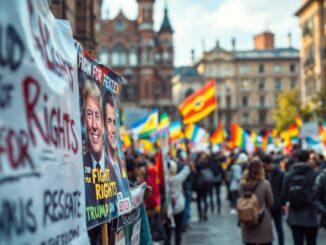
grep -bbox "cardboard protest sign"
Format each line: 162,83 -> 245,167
0,0 -> 89,244
116,183 -> 146,231
114,184 -> 146,245
77,45 -> 132,229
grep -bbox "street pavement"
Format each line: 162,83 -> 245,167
182,186 -> 326,245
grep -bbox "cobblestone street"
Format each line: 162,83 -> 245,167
182,187 -> 326,245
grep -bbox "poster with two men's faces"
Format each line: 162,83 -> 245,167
77,44 -> 132,229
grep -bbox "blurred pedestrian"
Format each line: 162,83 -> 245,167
281,150 -> 319,245
195,152 -> 213,221
229,152 -> 246,214
166,159 -> 191,245
263,155 -> 285,245
238,160 -> 274,245
313,167 -> 326,230
210,153 -> 225,214
176,149 -> 194,231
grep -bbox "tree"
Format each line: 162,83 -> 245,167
273,89 -> 301,131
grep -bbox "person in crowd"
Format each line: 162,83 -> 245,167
125,157 -> 153,245
166,159 -> 191,245
225,152 -> 236,206
314,167 -> 326,230
238,160 -> 274,245
176,149 -> 194,231
209,152 -> 225,214
229,152 -> 246,214
195,152 -> 211,221
281,150 -> 319,245
263,155 -> 285,245
319,154 -> 326,170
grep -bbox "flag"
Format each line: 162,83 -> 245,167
320,123 -> 326,145
230,123 -> 247,148
295,115 -> 303,127
120,125 -> 132,150
158,112 -> 170,132
138,139 -> 156,154
280,124 -> 300,149
210,121 -> 225,144
169,120 -> 183,141
150,112 -> 170,141
179,80 -> 217,124
185,124 -> 209,143
131,109 -> 158,138
155,150 -> 164,189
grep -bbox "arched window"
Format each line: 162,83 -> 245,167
111,43 -> 127,66
98,47 -> 109,65
129,47 -> 138,66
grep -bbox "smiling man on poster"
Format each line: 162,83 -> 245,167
82,79 -> 118,230
103,91 -> 130,201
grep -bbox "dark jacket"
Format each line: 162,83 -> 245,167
281,163 -> 319,227
195,159 -> 211,191
210,157 -> 225,185
314,169 -> 326,228
266,167 -> 284,212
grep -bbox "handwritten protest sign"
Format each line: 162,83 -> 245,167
114,184 -> 146,245
0,0 -> 89,244
77,45 -> 132,229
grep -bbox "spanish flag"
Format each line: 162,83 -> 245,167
210,121 -> 225,144
179,80 -> 217,124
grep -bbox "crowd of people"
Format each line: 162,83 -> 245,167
123,147 -> 326,245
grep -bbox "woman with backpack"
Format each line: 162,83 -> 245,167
238,160 -> 274,245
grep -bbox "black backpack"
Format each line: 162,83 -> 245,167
288,172 -> 311,210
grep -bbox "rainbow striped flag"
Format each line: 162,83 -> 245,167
185,124 -> 209,143
231,123 -> 247,148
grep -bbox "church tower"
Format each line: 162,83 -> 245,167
137,0 -> 156,103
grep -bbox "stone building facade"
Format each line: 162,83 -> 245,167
50,0 -> 101,50
194,32 -> 300,133
97,0 -> 175,114
296,0 -> 326,104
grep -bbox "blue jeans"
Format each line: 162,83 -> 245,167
183,190 -> 192,225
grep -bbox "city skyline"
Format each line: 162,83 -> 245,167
102,0 -> 301,66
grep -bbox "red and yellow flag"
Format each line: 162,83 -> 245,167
179,80 -> 217,124
210,121 -> 225,144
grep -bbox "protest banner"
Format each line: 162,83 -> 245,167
113,184 -> 146,245
0,0 -> 89,244
77,44 -> 132,229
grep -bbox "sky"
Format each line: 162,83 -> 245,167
102,0 -> 301,67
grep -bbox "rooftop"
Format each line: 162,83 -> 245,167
173,66 -> 201,78
235,47 -> 299,59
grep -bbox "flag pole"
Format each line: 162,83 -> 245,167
179,111 -> 191,156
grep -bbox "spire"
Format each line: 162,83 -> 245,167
159,1 -> 173,33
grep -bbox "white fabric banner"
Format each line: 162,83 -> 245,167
0,0 -> 89,244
